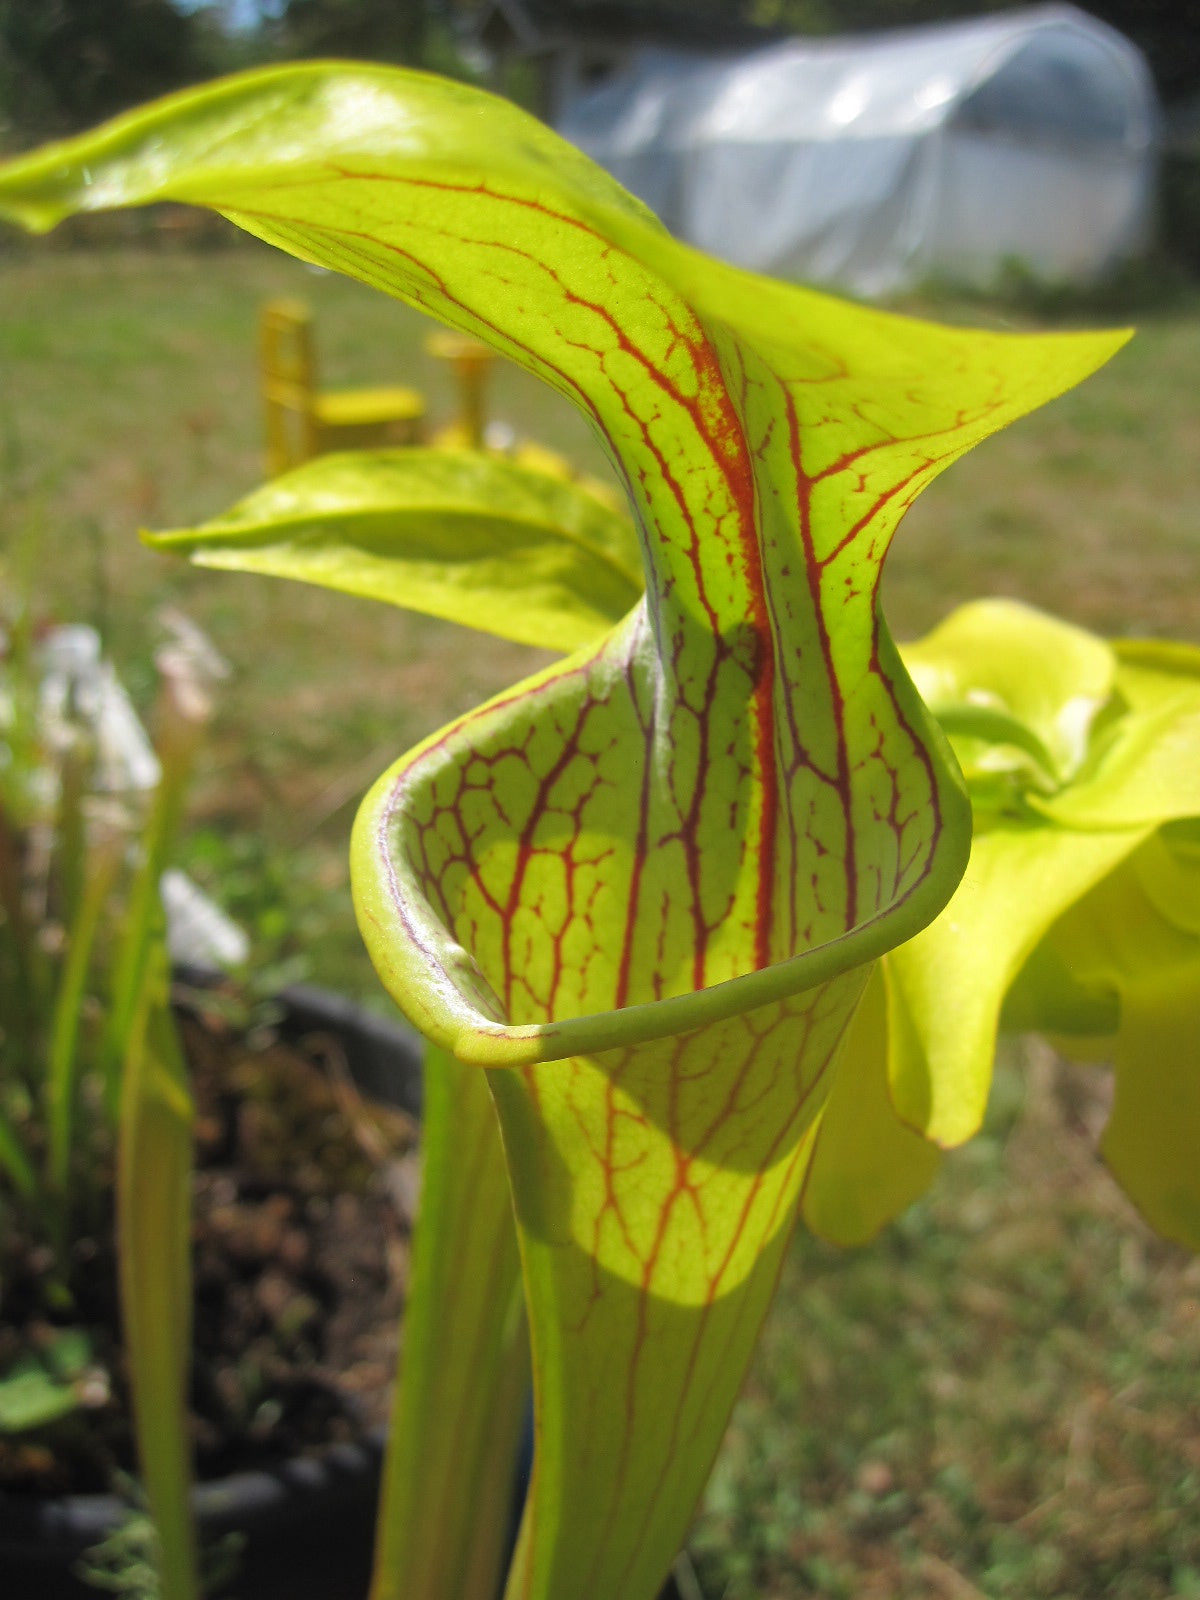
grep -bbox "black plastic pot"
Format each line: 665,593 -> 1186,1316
0,983 -> 424,1600
270,981 -> 424,1122
0,1428 -> 389,1600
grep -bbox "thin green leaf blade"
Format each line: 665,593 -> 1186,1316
371,1045 -> 527,1600
46,841 -> 122,1212
117,957 -> 199,1600
148,449 -> 642,654
0,1110 -> 36,1201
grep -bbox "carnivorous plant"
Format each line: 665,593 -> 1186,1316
4,62 -> 1190,1600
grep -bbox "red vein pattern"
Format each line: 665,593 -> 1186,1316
234,143 -> 1079,1600
309,166 -> 986,1599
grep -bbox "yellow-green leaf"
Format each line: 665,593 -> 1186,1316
889,603 -> 1200,1227
903,597 -> 1116,792
371,1046 -> 528,1600
1021,846 -> 1200,1248
801,962 -> 940,1247
885,821 -> 1145,1147
1035,641 -> 1200,829
148,449 -> 642,655
1105,966 -> 1200,1250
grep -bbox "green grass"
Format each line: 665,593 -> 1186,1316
691,1049 -> 1200,1598
2,242 -> 1199,1596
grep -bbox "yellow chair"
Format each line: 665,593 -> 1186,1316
260,299 -> 427,476
426,331 -> 497,450
425,331 -> 581,484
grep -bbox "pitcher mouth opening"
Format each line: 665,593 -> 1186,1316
353,750 -> 963,1070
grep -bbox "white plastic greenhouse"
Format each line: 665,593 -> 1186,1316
557,4 -> 1160,297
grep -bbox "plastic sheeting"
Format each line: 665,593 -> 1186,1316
558,4 -> 1159,297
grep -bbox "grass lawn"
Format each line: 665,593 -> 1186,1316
2,240 -> 1198,1598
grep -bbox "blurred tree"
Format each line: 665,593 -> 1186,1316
276,0 -> 428,65
0,0 -> 206,143
1083,0 -> 1200,104
742,0 -> 1199,103
448,2 -> 1199,104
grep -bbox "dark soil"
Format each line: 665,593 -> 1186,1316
0,988 -> 418,1496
